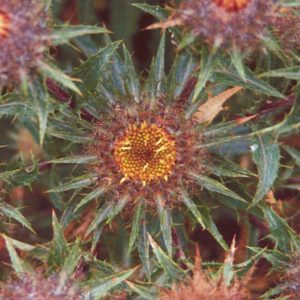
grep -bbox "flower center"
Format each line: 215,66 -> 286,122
114,122 -> 176,185
213,0 -> 250,12
0,11 -> 10,38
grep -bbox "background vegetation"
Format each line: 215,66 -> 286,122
1,0 -> 300,299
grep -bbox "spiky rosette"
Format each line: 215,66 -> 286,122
165,0 -> 275,50
86,97 -> 208,207
0,272 -> 83,300
0,0 -> 49,87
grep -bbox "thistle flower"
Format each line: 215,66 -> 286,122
163,0 -> 276,50
0,272 -> 83,300
276,252 -> 300,299
0,0 -> 49,87
86,97 -> 208,207
160,244 -> 253,300
48,38 -> 253,247
271,7 -> 300,51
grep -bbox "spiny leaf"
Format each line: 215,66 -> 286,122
132,3 -> 181,40
128,201 -> 144,254
156,195 -> 173,256
50,211 -> 67,266
41,63 -> 82,96
123,44 -> 140,102
138,218 -> 151,280
223,238 -> 236,285
282,145 -> 300,167
132,3 -> 169,21
47,130 -> 92,143
106,196 -> 128,224
182,192 -> 228,250
280,0 -> 300,7
192,47 -> 219,102
126,281 -> 157,300
0,205 -> 35,233
89,268 -> 137,299
148,234 -> 185,281
261,205 -> 300,251
48,175 -> 96,193
199,206 -> 229,251
0,169 -> 20,181
251,135 -> 280,206
75,41 -> 121,92
110,46 -> 127,96
86,202 -> 115,235
75,188 -> 105,212
168,52 -> 196,99
278,92 -> 300,134
190,173 -> 246,203
231,49 -> 246,82
29,82 -> 50,145
215,68 -> 285,98
261,33 -> 286,62
51,25 -> 109,45
0,102 -> 34,116
49,155 -> 98,164
61,243 -> 82,276
181,191 -> 205,228
2,235 -> 28,273
1,235 -> 34,252
146,33 -> 166,98
260,66 -> 300,80
208,159 -> 256,178
247,247 -> 288,269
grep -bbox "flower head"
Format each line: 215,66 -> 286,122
275,252 -> 300,299
114,121 -> 176,185
0,0 -> 49,87
86,98 -> 207,207
0,272 -> 83,300
160,244 -> 253,300
271,7 -> 300,51
167,0 -> 275,50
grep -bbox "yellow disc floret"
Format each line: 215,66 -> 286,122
213,0 -> 250,12
114,122 -> 176,185
0,11 -> 10,38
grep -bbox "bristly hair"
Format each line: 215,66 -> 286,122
0,0 -> 49,87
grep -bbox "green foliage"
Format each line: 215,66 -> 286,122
0,0 -> 300,299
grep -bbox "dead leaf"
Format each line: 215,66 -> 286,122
194,86 -> 243,124
145,18 -> 182,30
235,114 -> 257,125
